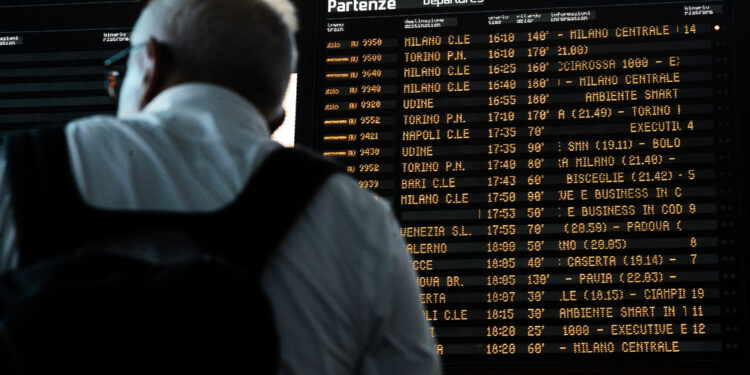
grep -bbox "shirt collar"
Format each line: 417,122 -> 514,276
137,82 -> 271,138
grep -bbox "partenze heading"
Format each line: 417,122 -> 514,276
328,0 -> 485,13
328,0 -> 397,13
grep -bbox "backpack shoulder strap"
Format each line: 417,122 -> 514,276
222,146 -> 344,273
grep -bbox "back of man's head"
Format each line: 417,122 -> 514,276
130,0 -> 297,118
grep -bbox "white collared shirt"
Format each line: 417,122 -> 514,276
0,83 -> 440,375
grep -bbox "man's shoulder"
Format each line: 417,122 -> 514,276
67,114 -> 125,133
65,115 -> 153,154
64,115 -> 153,174
303,169 -> 400,252
319,172 -> 394,221
66,114 -> 157,141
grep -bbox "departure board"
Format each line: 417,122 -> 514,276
296,0 -> 750,373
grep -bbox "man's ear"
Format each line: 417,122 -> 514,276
139,37 -> 170,110
268,110 -> 286,135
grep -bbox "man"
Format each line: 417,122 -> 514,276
0,0 -> 440,373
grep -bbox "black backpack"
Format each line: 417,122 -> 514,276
0,126 -> 341,374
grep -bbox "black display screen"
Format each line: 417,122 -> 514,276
296,0 -> 750,373
0,1 -> 145,130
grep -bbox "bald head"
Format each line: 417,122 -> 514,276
125,0 -> 297,119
